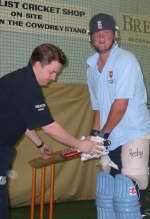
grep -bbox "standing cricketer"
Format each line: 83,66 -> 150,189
87,13 -> 150,219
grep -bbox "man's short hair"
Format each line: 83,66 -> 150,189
30,43 -> 67,66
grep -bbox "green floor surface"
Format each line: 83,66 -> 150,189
10,200 -> 97,219
10,197 -> 150,219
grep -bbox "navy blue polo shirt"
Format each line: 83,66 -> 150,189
0,64 -> 54,147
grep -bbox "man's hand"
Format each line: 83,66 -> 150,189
39,143 -> 53,160
80,136 -> 109,161
77,137 -> 102,154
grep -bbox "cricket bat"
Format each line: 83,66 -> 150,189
29,148 -> 81,169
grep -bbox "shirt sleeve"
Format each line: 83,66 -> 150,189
17,84 -> 54,130
114,53 -> 142,99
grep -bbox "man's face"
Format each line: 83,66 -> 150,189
91,30 -> 115,53
34,60 -> 62,86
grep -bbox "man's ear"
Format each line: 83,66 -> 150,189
33,61 -> 43,73
32,61 -> 43,80
87,30 -> 92,42
34,61 -> 42,69
114,25 -> 120,43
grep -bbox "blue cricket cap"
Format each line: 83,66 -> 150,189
89,13 -> 117,34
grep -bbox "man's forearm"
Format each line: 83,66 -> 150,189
25,129 -> 43,146
42,121 -> 81,148
102,99 -> 128,133
92,110 -> 100,129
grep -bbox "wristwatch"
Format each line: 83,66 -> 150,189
36,142 -> 44,148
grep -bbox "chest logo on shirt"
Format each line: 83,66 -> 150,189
108,70 -> 113,83
35,103 -> 46,112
